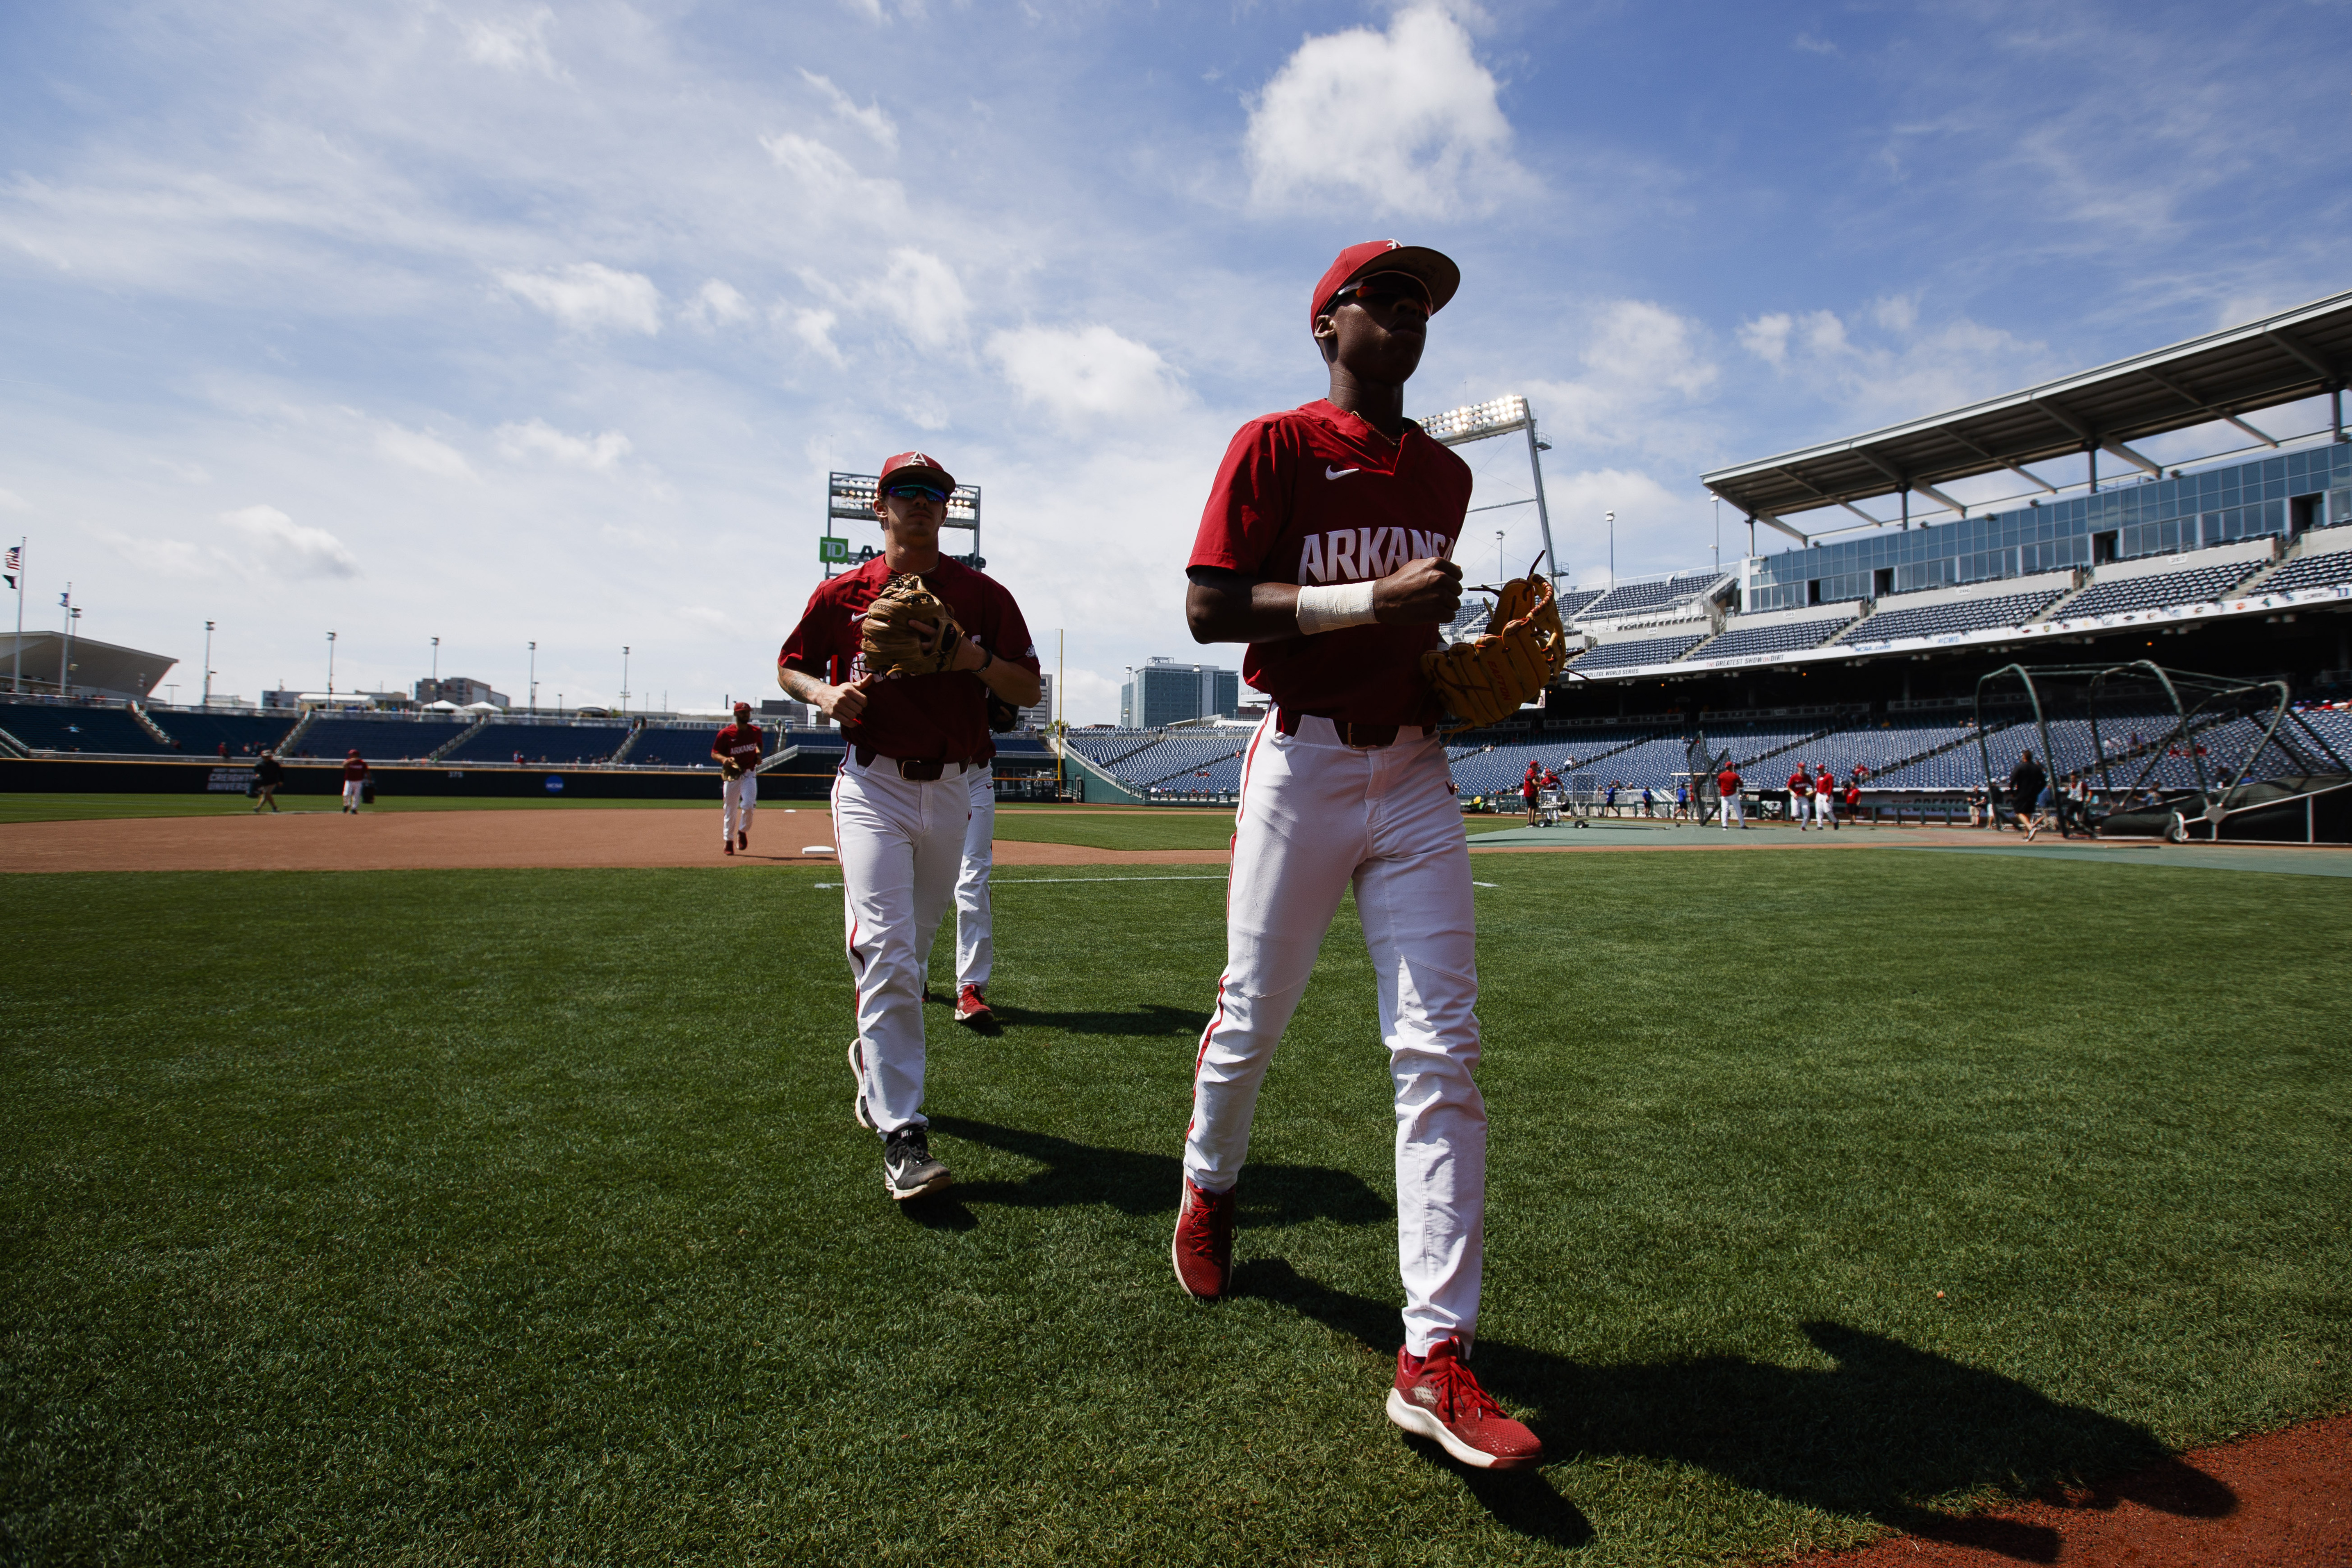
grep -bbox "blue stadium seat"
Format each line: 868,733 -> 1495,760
0,702 -> 175,755
1694,614 -> 1857,661
1566,632 -> 1709,672
1844,589 -> 2066,644
2259,548 -> 2352,595
2058,561 -> 2263,618
291,717 -> 471,761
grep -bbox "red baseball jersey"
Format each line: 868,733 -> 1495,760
1717,768 -> 1740,795
713,722 -> 764,769
1189,399 -> 1472,727
1787,771 -> 1811,795
342,756 -> 368,781
778,555 -> 1040,763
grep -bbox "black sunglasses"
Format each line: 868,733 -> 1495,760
883,483 -> 949,504
1325,271 -> 1433,316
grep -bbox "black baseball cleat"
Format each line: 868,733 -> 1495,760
882,1125 -> 951,1201
847,1040 -> 877,1130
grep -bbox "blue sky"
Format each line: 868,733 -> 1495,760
4,0 -> 2348,720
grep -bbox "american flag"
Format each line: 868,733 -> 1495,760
2,545 -> 17,590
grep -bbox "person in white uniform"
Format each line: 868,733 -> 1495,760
710,701 -> 763,854
1168,240 -> 1543,1471
777,450 -> 1043,1201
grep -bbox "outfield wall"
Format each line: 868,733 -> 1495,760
0,757 -> 842,801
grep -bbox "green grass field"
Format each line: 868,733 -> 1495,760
3,843 -> 2347,1565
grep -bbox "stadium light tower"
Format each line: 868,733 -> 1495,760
326,630 -> 337,696
1415,394 -> 1557,588
202,621 -> 214,708
621,646 -> 630,715
431,636 -> 439,685
528,641 -> 537,714
1606,512 -> 1616,589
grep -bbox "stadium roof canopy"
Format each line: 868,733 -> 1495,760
0,630 -> 178,701
1704,287 -> 2352,540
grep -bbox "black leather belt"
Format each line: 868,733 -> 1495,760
1275,709 -> 1400,749
853,746 -> 971,781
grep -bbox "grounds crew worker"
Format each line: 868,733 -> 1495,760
777,451 -> 1042,1202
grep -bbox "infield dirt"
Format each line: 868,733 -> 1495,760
0,805 -> 2022,873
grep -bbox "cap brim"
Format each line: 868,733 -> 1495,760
1329,245 -> 1460,316
877,462 -> 956,494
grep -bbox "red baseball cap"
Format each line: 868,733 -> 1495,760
876,450 -> 955,493
733,700 -> 751,714
1310,240 -> 1461,328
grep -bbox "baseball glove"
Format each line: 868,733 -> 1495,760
1420,571 -> 1571,731
860,573 -> 965,678
720,760 -> 746,781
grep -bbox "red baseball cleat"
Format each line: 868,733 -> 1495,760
953,984 -> 992,1026
1171,1176 -> 1235,1300
1386,1339 -> 1544,1469
723,842 -> 735,856
737,829 -> 748,851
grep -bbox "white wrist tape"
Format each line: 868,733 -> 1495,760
1294,580 -> 1378,635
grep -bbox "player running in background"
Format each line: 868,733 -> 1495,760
340,749 -> 368,814
778,451 -> 1043,1201
1786,765 -> 1813,830
1171,240 -> 1542,1470
712,701 -> 764,855
1814,765 -> 1839,830
1717,761 -> 1745,829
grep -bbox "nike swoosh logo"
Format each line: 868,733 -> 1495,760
1325,465 -> 1360,480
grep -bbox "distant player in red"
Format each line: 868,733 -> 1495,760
1521,759 -> 1542,826
1169,240 -> 1541,1470
778,451 -> 1043,1202
1786,765 -> 1813,830
1815,765 -> 1839,830
1717,764 -> 1744,829
1843,777 -> 1861,819
340,749 -> 368,814
711,700 -> 764,854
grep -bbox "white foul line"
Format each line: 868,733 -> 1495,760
815,876 -> 1502,889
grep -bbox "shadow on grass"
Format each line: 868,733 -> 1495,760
928,1117 -> 1389,1229
983,1001 -> 1211,1038
1235,1258 -> 2234,1560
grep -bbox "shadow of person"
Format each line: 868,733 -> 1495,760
926,1117 -> 1390,1229
981,1001 -> 1211,1038
1232,1259 -> 2234,1559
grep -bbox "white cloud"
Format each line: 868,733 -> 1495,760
0,487 -> 28,512
1517,300 -> 1722,459
799,71 -> 897,153
495,418 -> 632,470
221,504 -> 359,579
497,263 -> 663,335
1739,312 -> 1793,367
373,423 -> 475,479
1735,301 -> 2056,429
682,278 -> 751,330
1245,4 -> 1527,218
988,324 -> 1188,424
459,7 -> 560,76
867,248 -> 967,349
760,132 -> 908,223
1793,33 -> 1838,55
787,305 -> 846,366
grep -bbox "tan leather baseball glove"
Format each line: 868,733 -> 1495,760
720,760 -> 746,781
860,573 -> 965,678
1420,572 -> 1571,731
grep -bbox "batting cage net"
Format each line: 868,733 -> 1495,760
1973,660 -> 2352,843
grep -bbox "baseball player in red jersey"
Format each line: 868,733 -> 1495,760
1520,759 -> 1542,826
712,701 -> 763,854
777,451 -> 1043,1201
1814,765 -> 1839,830
1169,241 -> 1542,1470
1786,765 -> 1813,830
340,749 -> 368,813
1717,762 -> 1744,829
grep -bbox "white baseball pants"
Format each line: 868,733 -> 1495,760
833,754 -> 975,1135
1183,714 -> 1485,1355
955,764 -> 995,991
342,779 -> 364,809
1814,794 -> 1837,827
723,772 -> 758,844
1720,792 -> 1743,828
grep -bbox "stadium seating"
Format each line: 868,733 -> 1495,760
1565,632 -> 1710,672
1694,614 -> 1857,662
445,721 -> 630,765
291,717 -> 471,761
1843,589 -> 2067,644
1063,730 -> 1159,768
1553,588 -> 1606,623
1573,571 -> 1724,621
0,702 -> 175,754
150,710 -> 300,757
1130,732 -> 1252,790
2259,548 -> 2352,595
2055,560 -> 2262,618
